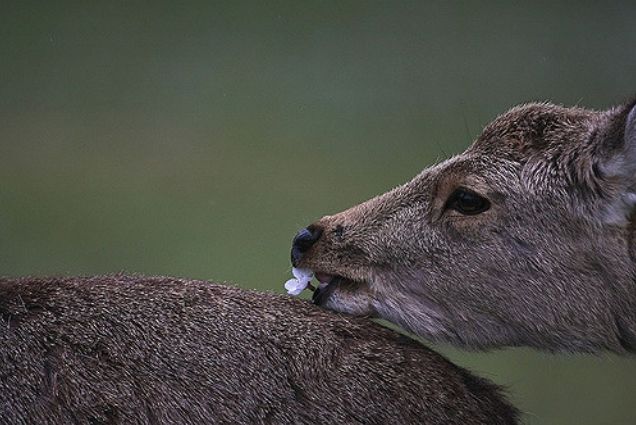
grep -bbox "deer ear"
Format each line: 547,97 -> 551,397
597,101 -> 636,224
627,103 -> 636,155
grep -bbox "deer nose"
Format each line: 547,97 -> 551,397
291,226 -> 323,266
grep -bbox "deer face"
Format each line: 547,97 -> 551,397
292,101 -> 636,353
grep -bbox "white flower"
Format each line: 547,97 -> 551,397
284,278 -> 305,296
284,267 -> 314,296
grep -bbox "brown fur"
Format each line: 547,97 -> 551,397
297,99 -> 636,353
0,274 -> 518,424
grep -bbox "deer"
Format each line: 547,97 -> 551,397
0,274 -> 518,424
7,98 -> 632,424
292,98 -> 636,354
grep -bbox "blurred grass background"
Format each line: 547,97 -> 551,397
1,2 -> 635,424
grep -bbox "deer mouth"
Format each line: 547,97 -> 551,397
311,273 -> 344,304
311,272 -> 370,307
295,266 -> 374,315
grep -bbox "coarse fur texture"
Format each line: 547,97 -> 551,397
296,99 -> 636,354
0,274 -> 518,425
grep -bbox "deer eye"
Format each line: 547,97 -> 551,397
445,188 -> 490,215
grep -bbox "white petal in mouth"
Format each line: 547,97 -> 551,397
284,267 -> 314,296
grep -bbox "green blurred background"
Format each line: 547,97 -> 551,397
2,2 -> 635,423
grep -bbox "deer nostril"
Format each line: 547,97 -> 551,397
291,226 -> 323,266
293,227 -> 321,250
